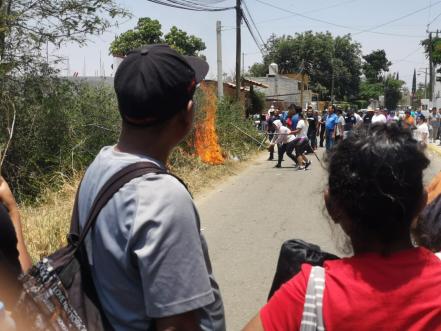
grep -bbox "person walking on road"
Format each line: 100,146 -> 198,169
325,105 -> 338,151
77,44 -> 225,331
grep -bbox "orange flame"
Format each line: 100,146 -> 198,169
194,82 -> 224,165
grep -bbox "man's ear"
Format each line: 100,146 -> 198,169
184,100 -> 194,125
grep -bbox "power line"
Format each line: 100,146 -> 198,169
428,11 -> 441,27
242,0 -> 266,47
255,0 -> 360,26
352,1 -> 441,35
253,0 -> 433,38
144,0 -> 235,11
242,12 -> 265,57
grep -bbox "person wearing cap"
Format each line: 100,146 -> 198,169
77,44 -> 225,331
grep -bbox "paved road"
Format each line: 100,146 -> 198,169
195,148 -> 441,331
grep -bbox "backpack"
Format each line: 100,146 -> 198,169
13,162 -> 167,331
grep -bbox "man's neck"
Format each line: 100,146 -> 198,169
115,127 -> 173,165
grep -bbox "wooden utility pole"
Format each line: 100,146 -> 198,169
235,0 -> 241,101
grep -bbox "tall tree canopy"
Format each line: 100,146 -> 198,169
249,31 -> 362,101
0,0 -> 129,76
110,17 -> 206,57
362,50 -> 391,83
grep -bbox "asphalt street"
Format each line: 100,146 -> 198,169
195,148 -> 441,331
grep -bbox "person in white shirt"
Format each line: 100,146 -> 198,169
415,115 -> 430,146
372,108 -> 387,124
269,120 -> 298,168
291,114 -> 312,170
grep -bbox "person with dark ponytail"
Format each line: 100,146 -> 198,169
243,123 -> 441,331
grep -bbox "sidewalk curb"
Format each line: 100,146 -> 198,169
428,144 -> 441,157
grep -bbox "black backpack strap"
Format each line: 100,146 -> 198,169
72,162 -> 166,251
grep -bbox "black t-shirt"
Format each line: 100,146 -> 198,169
344,115 -> 357,131
363,113 -> 373,124
307,115 -> 318,134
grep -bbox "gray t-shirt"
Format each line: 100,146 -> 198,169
78,146 -> 225,331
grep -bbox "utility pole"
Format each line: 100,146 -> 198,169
424,67 -> 428,99
429,31 -> 434,100
216,21 -> 223,98
330,40 -> 335,103
242,52 -> 245,75
235,0 -> 241,101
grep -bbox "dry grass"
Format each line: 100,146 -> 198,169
20,152 -> 260,262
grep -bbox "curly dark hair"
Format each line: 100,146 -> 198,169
326,123 -> 430,246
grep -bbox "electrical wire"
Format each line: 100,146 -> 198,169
242,12 -> 266,57
256,0 -> 360,26
144,0 -> 235,11
428,11 -> 441,27
352,1 -> 441,35
253,0 -> 433,38
242,0 -> 266,47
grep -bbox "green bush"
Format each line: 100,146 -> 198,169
216,97 -> 260,160
1,77 -> 120,202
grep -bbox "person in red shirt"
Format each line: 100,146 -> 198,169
242,123 -> 441,331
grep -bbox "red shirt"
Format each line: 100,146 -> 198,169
261,247 -> 441,331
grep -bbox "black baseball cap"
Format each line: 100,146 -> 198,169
114,44 -> 209,126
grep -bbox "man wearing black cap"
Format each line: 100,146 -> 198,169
77,45 -> 225,331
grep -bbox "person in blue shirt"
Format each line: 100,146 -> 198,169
325,104 -> 338,151
291,106 -> 301,130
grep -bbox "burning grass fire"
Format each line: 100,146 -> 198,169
194,82 -> 225,165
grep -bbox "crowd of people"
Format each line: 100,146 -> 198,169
265,103 -> 441,168
1,44 -> 441,331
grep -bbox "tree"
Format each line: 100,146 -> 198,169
362,50 -> 391,83
253,31 -> 362,100
359,81 -> 384,100
384,75 -> 404,110
248,62 -> 267,77
164,26 -> 205,56
0,0 -> 129,75
110,17 -> 206,57
109,18 -> 162,56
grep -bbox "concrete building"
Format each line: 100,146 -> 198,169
249,64 -> 313,109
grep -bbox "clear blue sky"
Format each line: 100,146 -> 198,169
55,0 -> 441,87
